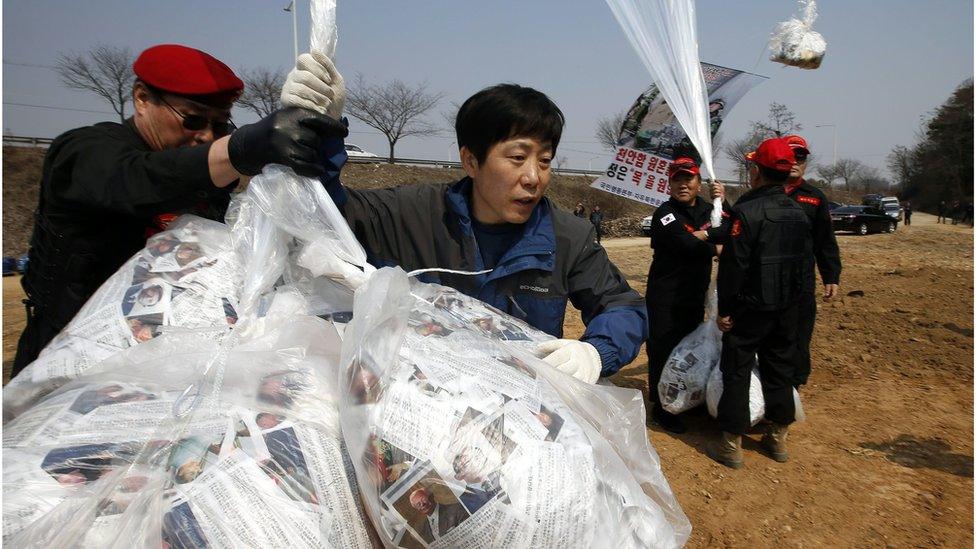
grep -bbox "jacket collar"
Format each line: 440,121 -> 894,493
738,182 -> 786,204
446,178 -> 556,280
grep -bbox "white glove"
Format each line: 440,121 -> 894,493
536,339 -> 602,384
280,52 -> 346,119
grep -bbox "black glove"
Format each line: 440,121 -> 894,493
227,107 -> 349,177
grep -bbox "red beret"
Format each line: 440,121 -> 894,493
133,44 -> 243,108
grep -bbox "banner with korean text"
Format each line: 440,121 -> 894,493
592,62 -> 766,207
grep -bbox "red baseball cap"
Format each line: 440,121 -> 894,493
133,44 -> 243,108
668,157 -> 700,178
783,135 -> 810,154
745,138 -> 796,172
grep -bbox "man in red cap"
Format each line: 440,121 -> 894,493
644,156 -> 727,432
782,135 -> 841,389
708,138 -> 812,469
12,44 -> 348,376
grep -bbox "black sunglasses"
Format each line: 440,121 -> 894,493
793,151 -> 809,162
159,96 -> 236,136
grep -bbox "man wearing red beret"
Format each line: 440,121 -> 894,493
708,138 -> 812,469
782,135 -> 841,389
12,44 -> 348,376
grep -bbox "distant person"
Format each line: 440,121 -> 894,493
709,138 -> 811,469
951,200 -> 962,225
783,135 -> 841,389
644,156 -> 727,433
966,202 -> 974,227
12,44 -> 348,378
903,202 -> 912,226
589,206 -> 605,243
573,202 -> 586,218
937,201 -> 948,224
280,53 -> 648,383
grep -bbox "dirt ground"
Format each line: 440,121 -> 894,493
2,212 -> 972,547
563,211 -> 973,548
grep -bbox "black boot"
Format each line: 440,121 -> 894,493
652,404 -> 687,434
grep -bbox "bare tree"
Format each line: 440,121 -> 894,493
345,75 -> 444,163
55,44 -> 134,122
595,111 -> 626,152
722,130 -> 763,183
817,158 -> 867,190
751,102 -> 803,138
886,145 -> 916,195
237,67 -> 286,117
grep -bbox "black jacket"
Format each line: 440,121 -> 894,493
718,184 -> 812,317
786,180 -> 841,288
646,197 -> 729,307
22,119 -> 232,329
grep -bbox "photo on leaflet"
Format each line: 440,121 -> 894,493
41,442 -> 139,486
122,278 -> 172,317
161,499 -> 209,549
257,369 -> 312,409
68,383 -> 157,415
126,313 -> 164,343
448,409 -> 511,512
222,297 -> 238,325
173,242 -> 206,268
167,435 -> 222,485
409,313 -> 453,338
260,423 -> 319,505
382,461 -> 472,544
346,356 -> 383,405
146,233 -> 181,258
365,435 -> 418,495
537,404 -> 565,442
496,354 -> 536,379
132,255 -> 200,286
429,289 -> 473,325
407,363 -> 447,397
93,470 -> 150,518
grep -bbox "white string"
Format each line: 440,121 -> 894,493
406,267 -> 493,278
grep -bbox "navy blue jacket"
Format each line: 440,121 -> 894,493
319,144 -> 646,376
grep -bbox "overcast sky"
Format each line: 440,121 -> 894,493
3,0 -> 973,180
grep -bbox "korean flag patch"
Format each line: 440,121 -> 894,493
660,213 -> 676,226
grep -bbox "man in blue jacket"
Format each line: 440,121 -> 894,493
281,53 -> 647,383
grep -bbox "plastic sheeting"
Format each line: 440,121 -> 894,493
769,0 -> 826,70
339,269 -> 690,548
248,168 -> 692,548
4,218 -> 244,421
705,364 -> 806,426
604,0 -> 715,182
2,164 -> 378,547
658,284 -> 720,414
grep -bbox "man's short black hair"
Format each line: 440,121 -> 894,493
455,84 -> 564,164
759,165 -> 790,183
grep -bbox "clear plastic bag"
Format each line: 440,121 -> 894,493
2,314 -> 373,548
5,217 -> 245,421
769,0 -> 826,70
658,285 -> 720,414
705,363 -> 764,426
337,268 -> 690,548
705,363 -> 806,425
3,164 -> 374,548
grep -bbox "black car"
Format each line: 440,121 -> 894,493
831,205 -> 897,235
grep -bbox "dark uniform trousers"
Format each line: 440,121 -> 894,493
13,306 -> 61,374
718,305 -> 799,435
794,290 -> 817,387
646,302 -> 704,404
